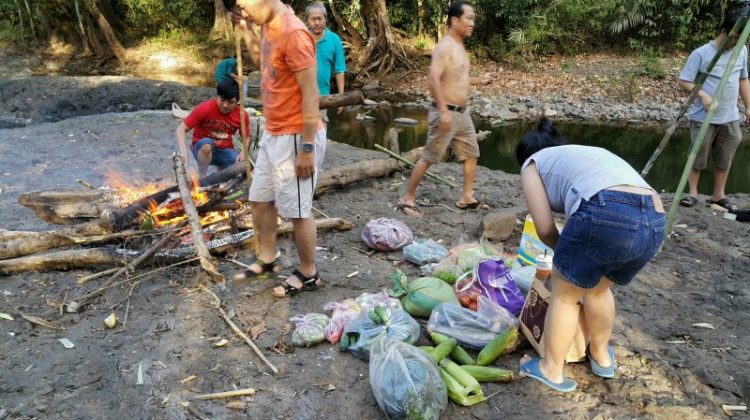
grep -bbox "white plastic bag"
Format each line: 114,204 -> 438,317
426,296 -> 518,349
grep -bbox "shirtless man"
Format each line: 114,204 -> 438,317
398,1 -> 494,217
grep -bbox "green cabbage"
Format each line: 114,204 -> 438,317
389,270 -> 459,318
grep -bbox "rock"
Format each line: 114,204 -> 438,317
362,80 -> 380,91
476,130 -> 492,141
401,102 -> 419,108
509,105 -> 525,113
393,118 -> 419,126
480,211 -> 518,242
544,109 -> 558,117
355,115 -> 376,122
29,56 -> 42,68
363,99 -> 378,107
379,101 -> 391,107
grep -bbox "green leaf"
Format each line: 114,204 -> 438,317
0,312 -> 13,321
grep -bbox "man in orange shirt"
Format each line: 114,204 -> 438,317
226,0 -> 325,297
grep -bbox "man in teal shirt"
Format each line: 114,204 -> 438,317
305,2 -> 347,115
215,55 -> 238,85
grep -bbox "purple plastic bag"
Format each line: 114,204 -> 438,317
473,259 -> 525,316
362,218 -> 414,251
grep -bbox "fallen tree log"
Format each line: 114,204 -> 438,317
0,219 -> 113,261
0,218 -> 352,275
314,147 -> 423,194
320,91 -> 364,109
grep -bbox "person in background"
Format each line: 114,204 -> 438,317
226,0 -> 326,298
516,118 -> 666,392
397,1 -> 494,217
677,10 -> 750,211
305,2 -> 346,117
215,55 -> 238,85
175,78 -> 249,177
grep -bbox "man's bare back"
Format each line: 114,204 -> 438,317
433,36 -> 471,107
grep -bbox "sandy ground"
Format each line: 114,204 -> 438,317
0,73 -> 749,420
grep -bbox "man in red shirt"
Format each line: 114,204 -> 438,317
175,79 -> 249,177
226,0 -> 325,298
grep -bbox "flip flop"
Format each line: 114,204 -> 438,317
233,258 -> 280,281
679,196 -> 698,207
706,197 -> 737,211
273,269 -> 322,298
456,200 -> 483,210
586,345 -> 616,378
397,203 -> 422,217
519,357 -> 577,392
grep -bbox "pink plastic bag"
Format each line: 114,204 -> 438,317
362,218 -> 414,251
323,299 -> 363,344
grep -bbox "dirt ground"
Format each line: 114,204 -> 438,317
1,57 -> 750,420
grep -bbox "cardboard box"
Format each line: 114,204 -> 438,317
519,278 -> 587,363
517,215 -> 564,266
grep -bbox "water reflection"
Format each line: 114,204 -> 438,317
327,108 -> 750,194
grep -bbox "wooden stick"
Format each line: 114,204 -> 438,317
195,388 -> 256,400
173,155 -> 225,283
184,403 -> 211,420
235,27 -> 259,257
202,285 -> 279,374
373,144 -> 458,189
77,267 -> 120,284
70,223 -> 187,310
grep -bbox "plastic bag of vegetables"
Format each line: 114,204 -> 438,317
432,257 -> 463,285
290,313 -> 330,347
355,289 -> 403,311
323,299 -> 363,344
427,297 -> 518,350
362,218 -> 414,251
389,270 -> 460,318
403,239 -> 449,266
340,306 -> 420,360
369,338 -> 447,420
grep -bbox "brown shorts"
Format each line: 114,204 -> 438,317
690,120 -> 742,170
421,106 -> 479,164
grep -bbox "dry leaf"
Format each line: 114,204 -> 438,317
58,338 -> 75,348
0,312 -> 13,321
250,320 -> 267,340
692,323 -> 716,330
22,314 -> 64,330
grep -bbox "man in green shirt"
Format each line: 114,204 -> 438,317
305,2 -> 346,115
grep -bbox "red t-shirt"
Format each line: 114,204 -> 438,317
260,6 -> 323,135
184,98 -> 250,149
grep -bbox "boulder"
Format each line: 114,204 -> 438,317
393,118 -> 419,126
480,211 -> 518,242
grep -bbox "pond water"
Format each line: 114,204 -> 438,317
326,106 -> 750,194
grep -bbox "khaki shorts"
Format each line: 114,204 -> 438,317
690,120 -> 742,170
421,106 -> 479,164
249,129 -> 327,219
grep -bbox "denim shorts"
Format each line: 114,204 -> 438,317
191,138 -> 238,170
553,190 -> 666,289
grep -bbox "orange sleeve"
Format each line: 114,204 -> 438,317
284,29 -> 317,73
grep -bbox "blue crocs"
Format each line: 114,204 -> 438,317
587,345 -> 616,378
519,358 -> 577,392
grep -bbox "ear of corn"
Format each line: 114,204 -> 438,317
430,338 -> 457,363
419,345 -> 435,352
440,368 -> 485,406
476,328 -> 518,366
459,365 -> 514,382
439,359 -> 482,397
431,332 -> 475,365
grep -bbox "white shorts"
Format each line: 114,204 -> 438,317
248,128 -> 327,219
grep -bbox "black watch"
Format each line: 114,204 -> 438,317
302,142 -> 315,153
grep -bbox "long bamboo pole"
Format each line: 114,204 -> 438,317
665,15 -> 750,240
373,144 -> 458,189
641,17 -> 746,177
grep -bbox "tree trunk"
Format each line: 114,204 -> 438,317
23,0 -> 35,37
74,0 -> 93,57
85,0 -> 126,65
14,0 -> 25,42
210,0 -> 234,41
85,14 -> 105,58
355,0 -> 412,79
0,220 -> 112,261
417,0 -> 424,39
327,0 -> 363,48
319,91 -> 364,109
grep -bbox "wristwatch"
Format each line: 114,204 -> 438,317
301,142 -> 315,153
